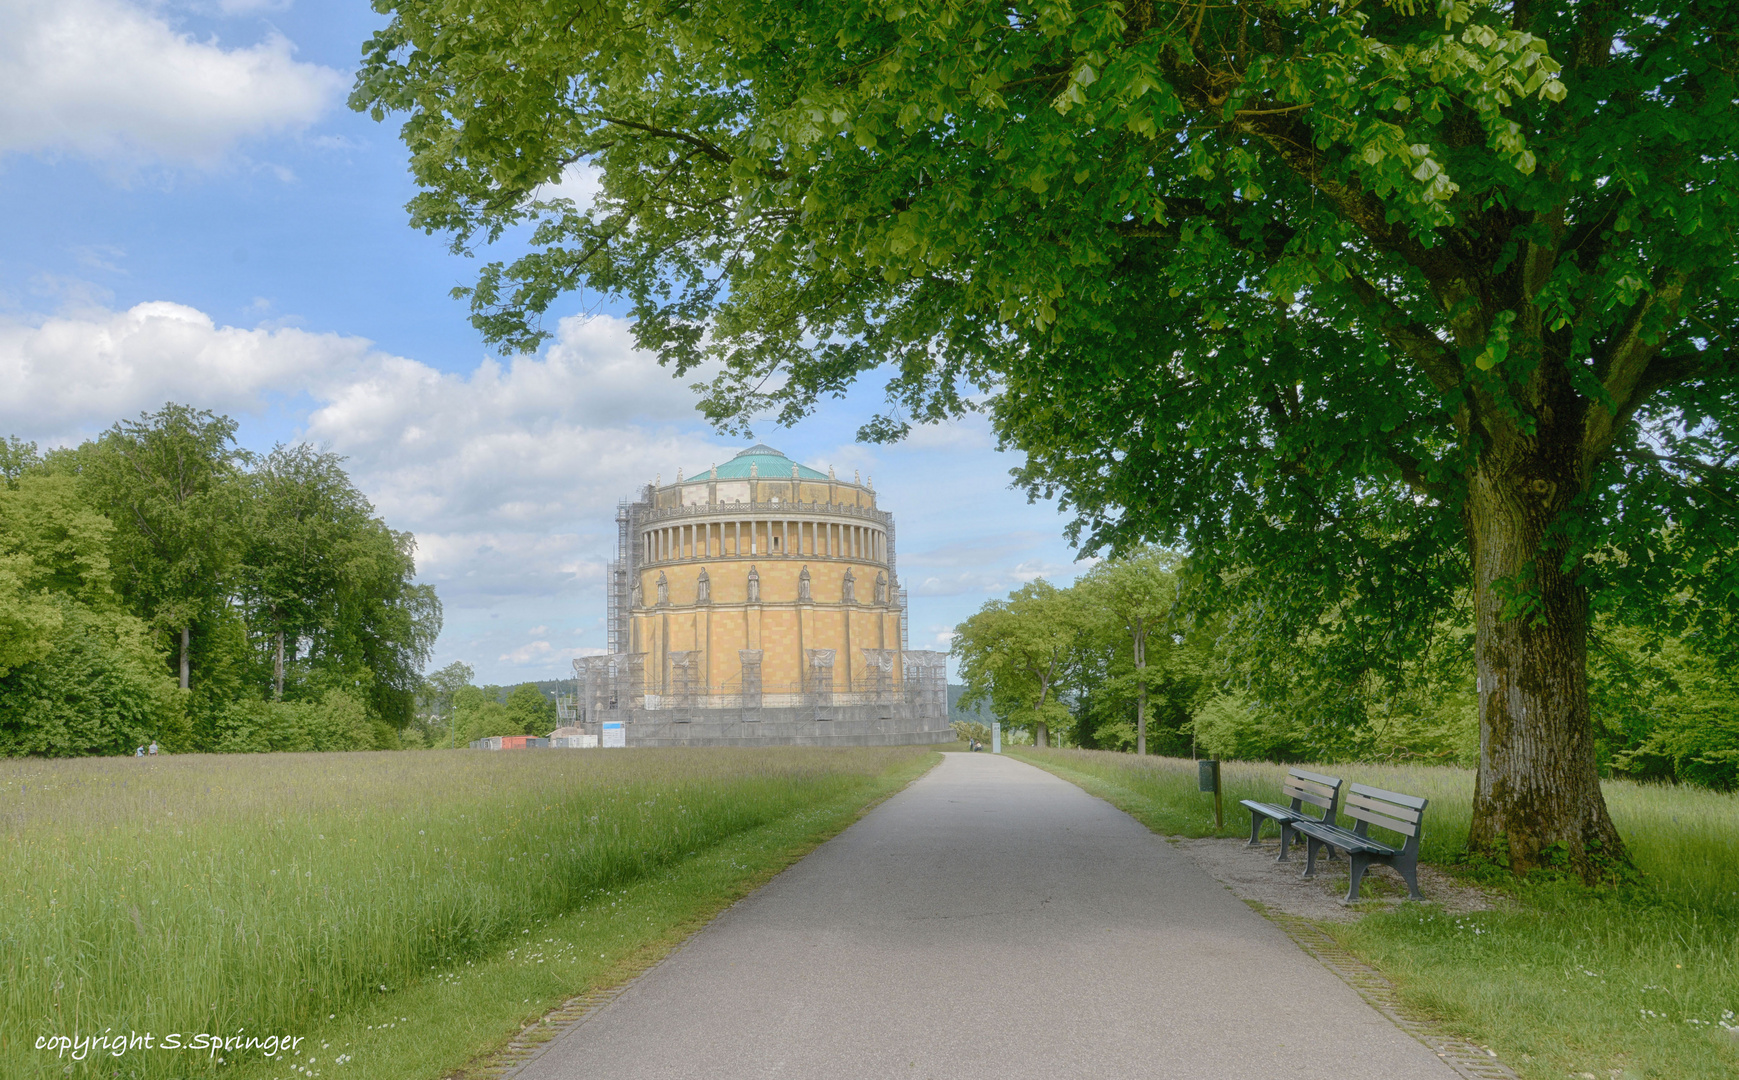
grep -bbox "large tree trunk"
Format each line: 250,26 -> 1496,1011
1034,721 -> 1048,748
179,627 -> 190,690
274,632 -> 285,701
1466,436 -> 1625,880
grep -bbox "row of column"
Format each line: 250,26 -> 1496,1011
643,519 -> 886,564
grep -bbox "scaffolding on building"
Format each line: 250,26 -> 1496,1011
885,515 -> 909,653
606,498 -> 640,656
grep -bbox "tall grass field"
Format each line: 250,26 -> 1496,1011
0,746 -> 933,1079
1014,748 -> 1739,1080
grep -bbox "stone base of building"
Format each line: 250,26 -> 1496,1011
579,702 -> 955,748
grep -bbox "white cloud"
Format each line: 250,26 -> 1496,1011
533,162 -> 604,211
212,0 -> 292,13
298,313 -> 726,532
0,301 -> 370,432
499,640 -> 603,670
71,244 -> 128,273
0,299 -> 739,679
899,416 -> 994,452
0,296 -> 1087,683
908,558 -> 1089,598
500,640 -> 551,664
0,0 -> 344,165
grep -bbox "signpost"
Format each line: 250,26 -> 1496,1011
991,721 -> 1001,755
1197,759 -> 1223,829
602,720 -> 625,748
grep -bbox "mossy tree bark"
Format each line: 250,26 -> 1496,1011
1466,426 -> 1625,875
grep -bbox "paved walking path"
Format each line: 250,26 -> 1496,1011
517,753 -> 1460,1080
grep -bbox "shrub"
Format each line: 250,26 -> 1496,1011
0,599 -> 186,756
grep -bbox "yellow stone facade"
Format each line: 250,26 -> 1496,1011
627,446 -> 904,697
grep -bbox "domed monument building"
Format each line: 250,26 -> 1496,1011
568,445 -> 951,746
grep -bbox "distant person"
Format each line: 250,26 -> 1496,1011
148,741 -> 159,756
135,746 -> 145,757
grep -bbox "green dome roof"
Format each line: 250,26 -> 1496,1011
690,444 -> 831,482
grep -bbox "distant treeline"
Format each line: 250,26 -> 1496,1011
406,665 -> 560,748
954,549 -> 1739,790
0,404 -> 440,756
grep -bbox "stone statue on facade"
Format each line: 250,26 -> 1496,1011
874,571 -> 888,603
696,567 -> 710,604
656,571 -> 669,606
841,568 -> 855,603
631,577 -> 643,608
798,565 -> 812,603
747,565 -> 760,603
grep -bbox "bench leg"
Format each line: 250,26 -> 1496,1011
1395,853 -> 1424,900
1301,835 -> 1320,879
1344,853 -> 1370,903
1276,821 -> 1293,861
1247,812 -> 1265,848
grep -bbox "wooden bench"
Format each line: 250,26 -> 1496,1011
1294,783 -> 1428,902
1238,768 -> 1343,862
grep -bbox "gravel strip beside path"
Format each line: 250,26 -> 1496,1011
513,752 -> 1460,1080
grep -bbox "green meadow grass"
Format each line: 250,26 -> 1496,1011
1,746 -> 934,1079
1012,747 -> 1739,1080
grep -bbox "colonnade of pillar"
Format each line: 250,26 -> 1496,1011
643,519 -> 886,564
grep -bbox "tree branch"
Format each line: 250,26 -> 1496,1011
1338,271 -> 1463,393
1582,269 -> 1690,462
1612,446 -> 1737,507
596,116 -> 735,165
1382,444 -> 1452,502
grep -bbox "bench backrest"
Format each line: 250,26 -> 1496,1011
1344,783 -> 1428,853
1282,768 -> 1342,824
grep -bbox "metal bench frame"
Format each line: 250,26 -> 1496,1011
1294,783 -> 1429,903
1238,768 -> 1342,862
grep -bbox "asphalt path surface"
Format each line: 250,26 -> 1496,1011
516,752 -> 1460,1080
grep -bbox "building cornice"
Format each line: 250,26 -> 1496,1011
639,599 -> 895,614
640,553 -> 892,571
639,501 -> 890,526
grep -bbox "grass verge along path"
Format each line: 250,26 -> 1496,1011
2,746 -> 935,1080
1011,748 -> 1739,1080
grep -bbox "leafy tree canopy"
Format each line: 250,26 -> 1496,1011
2,405 -> 442,755
0,474 -> 117,676
506,683 -> 559,735
356,0 -> 1737,876
953,580 -> 1081,747
0,473 -> 187,755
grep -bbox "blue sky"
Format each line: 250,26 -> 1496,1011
0,0 -> 1092,684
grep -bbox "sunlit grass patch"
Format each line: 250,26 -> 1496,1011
1,746 -> 933,1079
1345,888 -> 1739,1080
